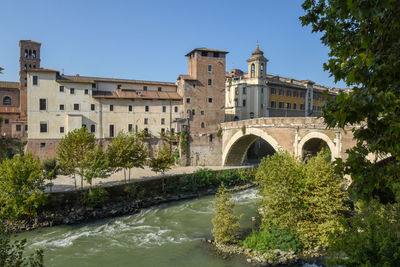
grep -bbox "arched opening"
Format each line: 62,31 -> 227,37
260,63 -> 264,72
302,138 -> 330,162
3,96 -> 11,106
29,50 -> 32,58
233,116 -> 239,121
201,122 -> 205,128
224,133 -> 278,166
244,137 -> 276,165
24,49 -> 28,58
32,50 -> 36,58
251,64 -> 255,77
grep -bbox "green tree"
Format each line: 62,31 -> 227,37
57,127 -> 99,189
300,0 -> 400,202
42,157 -> 58,192
211,184 -> 242,244
106,131 -> 148,183
256,150 -> 349,250
149,143 -> 175,193
0,67 -> 3,74
79,145 -> 112,187
0,154 -> 48,219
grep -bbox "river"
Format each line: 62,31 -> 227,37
19,188 -> 320,266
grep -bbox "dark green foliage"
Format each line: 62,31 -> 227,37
179,131 -> 188,153
81,187 -> 109,208
0,222 -> 44,267
328,200 -> 400,266
0,138 -> 26,162
256,150 -> 349,250
300,0 -> 400,203
243,226 -> 302,253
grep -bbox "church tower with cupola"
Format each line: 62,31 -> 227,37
247,42 -> 268,79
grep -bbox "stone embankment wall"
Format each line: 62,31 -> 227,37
13,169 -> 255,231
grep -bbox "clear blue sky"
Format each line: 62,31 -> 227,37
0,0 -> 345,88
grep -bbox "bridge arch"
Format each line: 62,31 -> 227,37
223,127 -> 280,166
298,132 -> 336,160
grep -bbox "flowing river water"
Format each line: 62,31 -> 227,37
18,188 -> 320,266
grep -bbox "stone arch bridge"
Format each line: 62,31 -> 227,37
221,117 -> 356,166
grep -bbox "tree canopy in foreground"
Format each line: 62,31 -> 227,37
301,0 -> 400,202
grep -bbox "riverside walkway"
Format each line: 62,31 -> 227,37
48,165 -> 244,193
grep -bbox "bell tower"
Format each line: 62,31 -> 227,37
19,40 -> 41,120
247,42 -> 268,79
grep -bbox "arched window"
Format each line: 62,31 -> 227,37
29,65 -> 31,69
233,116 -> 239,121
33,65 -> 36,69
32,50 -> 36,58
201,122 -> 205,128
3,96 -> 11,106
251,64 -> 255,77
24,49 -> 28,58
260,63 -> 264,72
24,64 -> 27,70
29,50 -> 32,58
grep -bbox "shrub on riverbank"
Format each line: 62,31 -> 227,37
328,200 -> 400,266
81,187 -> 110,208
212,184 -> 242,244
255,149 -> 349,252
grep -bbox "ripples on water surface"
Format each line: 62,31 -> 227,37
19,189 -> 261,267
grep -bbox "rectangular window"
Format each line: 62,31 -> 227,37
161,128 -> 165,134
92,83 -> 96,89
279,89 -> 284,96
144,118 -> 148,125
74,104 -> 80,111
16,125 -> 21,132
70,88 -> 75,94
201,51 -> 208,57
213,52 -> 219,57
161,118 -> 165,125
40,122 -> 47,133
91,104 -> 95,111
60,126 -> 64,133
117,84 -> 121,89
40,142 -> 46,148
234,98 -> 238,107
174,106 -> 178,112
279,102 -> 284,109
271,88 -> 276,95
84,89 -> 89,95
171,128 -> 175,135
200,110 -> 204,115
110,105 -> 114,111
59,104 -> 65,111
286,102 -> 291,109
300,92 -> 305,98
271,101 -> 276,108
261,87 -> 264,94
186,98 -> 190,103
162,106 -> 166,112
25,125 -> 28,131
59,86 -> 64,92
300,104 -> 305,110
145,105 -> 149,112
243,99 -> 246,107
39,99 -> 46,111
208,98 -> 213,103
293,103 -> 297,110
127,105 -> 132,112
158,87 -> 162,92
109,124 -> 114,138
287,90 -> 291,97
128,124 -> 133,132
91,124 -> 96,133
4,119 -> 9,124
33,75 -> 38,85
243,87 -> 246,94
208,79 -> 212,86
82,124 -> 86,128
143,86 -> 147,91
208,65 -> 212,72
293,91 -> 298,98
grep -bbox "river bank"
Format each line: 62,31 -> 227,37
9,168 -> 256,232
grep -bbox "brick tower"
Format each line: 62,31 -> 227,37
19,40 -> 41,120
177,48 -> 228,165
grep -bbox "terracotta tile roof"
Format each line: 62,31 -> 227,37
185,48 -> 229,56
93,89 -> 182,100
0,81 -> 19,89
27,68 -> 59,73
57,75 -> 176,86
0,107 -> 19,114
